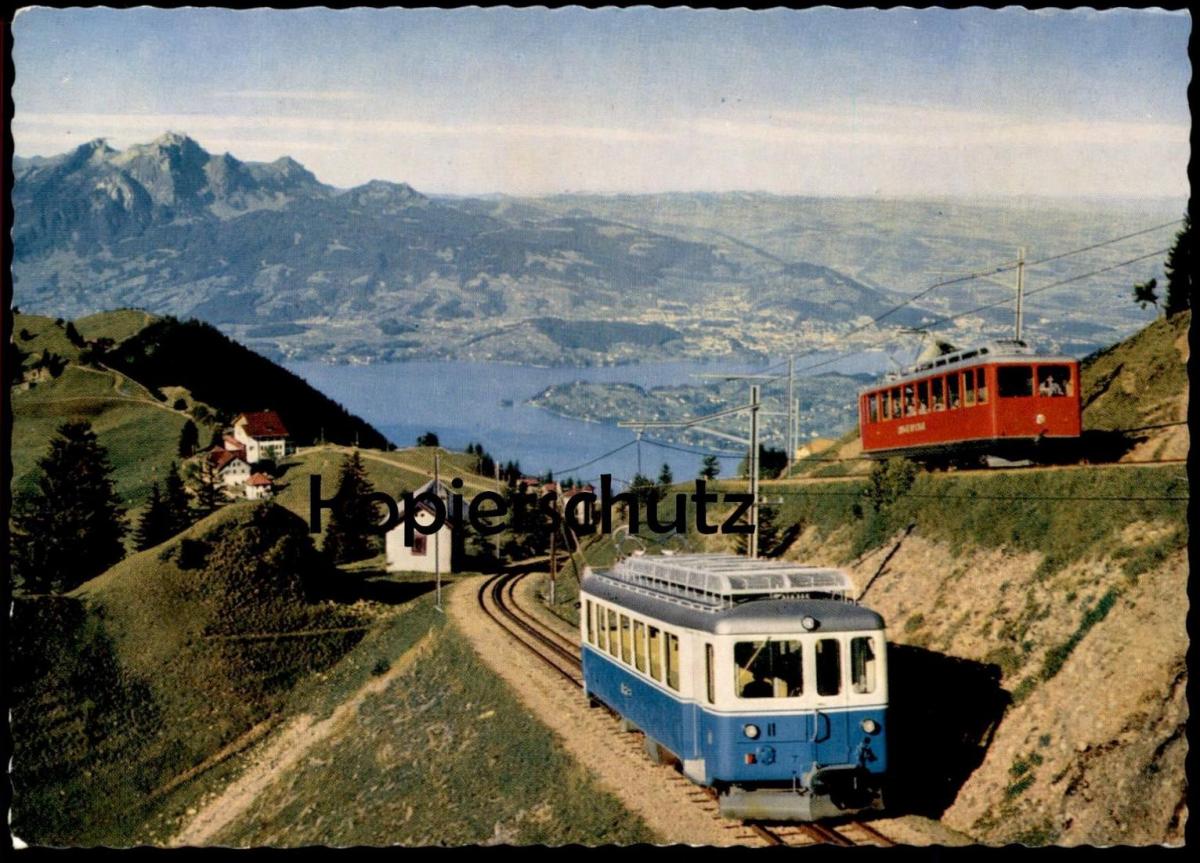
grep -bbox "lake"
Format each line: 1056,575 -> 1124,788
284,353 -> 887,485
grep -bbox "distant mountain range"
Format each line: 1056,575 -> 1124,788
12,134 -> 930,364
13,133 -> 1179,365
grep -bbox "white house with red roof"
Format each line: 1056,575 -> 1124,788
245,472 -> 275,500
208,448 -> 251,487
232,410 -> 290,464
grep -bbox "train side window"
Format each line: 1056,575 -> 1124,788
903,384 -> 915,417
851,636 -> 877,694
976,368 -> 988,403
619,615 -> 632,665
586,600 -> 594,645
648,626 -> 663,681
1037,364 -> 1072,397
931,377 -> 944,411
916,380 -> 929,414
734,640 -> 803,698
948,374 -> 960,409
607,609 -> 619,658
705,644 -> 715,704
868,394 -> 879,423
891,388 -> 902,419
963,370 -> 976,406
666,633 -> 681,691
816,638 -> 842,696
596,604 -> 607,651
998,365 -> 1033,398
633,621 -> 647,673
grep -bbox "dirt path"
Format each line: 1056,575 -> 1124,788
449,576 -> 755,846
169,628 -> 437,847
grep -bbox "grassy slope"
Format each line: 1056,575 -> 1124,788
203,593 -> 656,847
11,313 -> 206,510
10,503 -> 372,845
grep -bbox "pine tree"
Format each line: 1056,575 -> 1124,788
163,462 -> 192,535
700,454 -> 720,480
11,421 -> 127,593
190,456 -> 224,513
1164,212 -> 1192,317
322,450 -> 381,564
1132,278 -> 1159,312
657,462 -> 674,491
178,420 -> 199,457
134,482 -> 173,550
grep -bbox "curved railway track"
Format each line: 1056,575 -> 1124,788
475,568 -> 895,848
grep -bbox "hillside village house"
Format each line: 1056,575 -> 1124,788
231,410 -> 290,464
385,478 -> 462,574
245,473 -> 275,500
208,448 -> 251,487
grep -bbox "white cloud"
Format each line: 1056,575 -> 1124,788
211,89 -> 371,103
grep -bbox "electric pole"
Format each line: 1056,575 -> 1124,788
749,384 -> 760,560
434,451 -> 442,613
1015,246 -> 1025,341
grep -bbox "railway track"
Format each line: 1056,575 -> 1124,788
474,568 -> 895,848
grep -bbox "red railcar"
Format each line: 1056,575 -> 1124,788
858,340 -> 1081,465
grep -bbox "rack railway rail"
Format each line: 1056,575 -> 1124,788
474,568 -> 895,847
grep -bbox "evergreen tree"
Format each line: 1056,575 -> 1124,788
163,462 -> 192,535
1132,278 -> 1159,312
657,462 -> 674,491
178,419 -> 200,458
416,431 -> 440,447
64,321 -> 85,347
1164,212 -> 1192,317
134,483 -> 173,550
11,421 -> 127,593
700,454 -> 721,480
190,456 -> 224,514
323,450 -> 381,564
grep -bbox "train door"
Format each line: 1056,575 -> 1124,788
811,636 -> 852,766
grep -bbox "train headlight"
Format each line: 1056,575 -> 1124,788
860,718 -> 880,735
743,724 -> 760,740
801,616 -> 817,631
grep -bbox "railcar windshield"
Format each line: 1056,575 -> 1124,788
1037,364 -> 1073,397
734,639 -> 803,698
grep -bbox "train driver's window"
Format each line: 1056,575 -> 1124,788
851,636 -> 877,694
868,394 -> 879,423
666,633 -> 681,691
963,370 -> 976,406
916,380 -> 929,414
891,388 -> 902,419
648,626 -> 663,681
619,615 -> 632,664
816,639 -> 842,697
596,604 -> 607,651
607,609 -> 619,658
931,377 -> 944,411
998,365 -> 1033,398
586,600 -> 594,645
734,640 -> 803,698
1037,365 -> 1072,397
976,368 -> 989,403
633,621 -> 647,673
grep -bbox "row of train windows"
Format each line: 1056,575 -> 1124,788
585,600 -> 681,691
733,636 -> 878,700
865,364 -> 1074,423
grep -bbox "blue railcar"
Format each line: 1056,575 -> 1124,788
579,553 -> 888,821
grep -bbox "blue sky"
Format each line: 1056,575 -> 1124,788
11,7 -> 1192,197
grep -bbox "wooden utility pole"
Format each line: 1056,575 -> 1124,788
549,500 -> 558,606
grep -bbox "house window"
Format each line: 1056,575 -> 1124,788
412,535 -> 427,556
